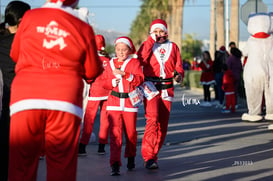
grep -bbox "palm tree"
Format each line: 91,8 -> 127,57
229,0 -> 239,47
216,0 -> 225,49
210,0 -> 216,57
168,0 -> 184,49
130,0 -> 187,51
129,0 -> 168,48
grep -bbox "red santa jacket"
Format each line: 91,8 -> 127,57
88,54 -> 111,100
9,6 -> 102,119
103,57 -> 144,112
137,36 -> 184,102
222,69 -> 235,94
199,59 -> 215,85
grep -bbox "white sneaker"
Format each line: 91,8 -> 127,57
268,124 -> 273,130
221,109 -> 231,113
210,100 -> 219,106
200,101 -> 212,107
215,102 -> 223,108
241,113 -> 263,122
265,114 -> 273,121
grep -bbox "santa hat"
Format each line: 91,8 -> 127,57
115,36 -> 137,58
50,0 -> 79,7
150,19 -> 168,33
95,35 -> 105,51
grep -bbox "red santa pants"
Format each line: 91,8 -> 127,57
225,93 -> 235,112
141,95 -> 172,162
9,110 -> 81,181
108,110 -> 137,166
80,100 -> 109,145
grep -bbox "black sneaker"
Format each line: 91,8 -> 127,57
127,157 -> 135,170
78,143 -> 87,156
111,162 -> 120,176
98,143 -> 105,155
145,159 -> 158,169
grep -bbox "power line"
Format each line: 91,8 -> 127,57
1,3 -> 273,9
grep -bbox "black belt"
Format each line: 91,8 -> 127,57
111,91 -> 129,98
155,83 -> 173,90
145,77 -> 173,83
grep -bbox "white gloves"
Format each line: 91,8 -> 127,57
150,33 -> 157,41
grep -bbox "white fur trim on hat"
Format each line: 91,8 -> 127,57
115,38 -> 132,49
150,23 -> 167,33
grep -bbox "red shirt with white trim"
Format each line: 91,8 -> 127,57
137,36 -> 184,101
103,57 -> 144,112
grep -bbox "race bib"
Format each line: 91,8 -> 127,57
139,81 -> 159,101
128,88 -> 143,107
161,89 -> 169,99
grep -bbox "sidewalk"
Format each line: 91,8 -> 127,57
37,85 -> 273,181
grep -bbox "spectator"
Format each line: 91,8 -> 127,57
183,59 -> 191,70
182,59 -> 191,88
0,1 -> 30,180
213,49 -> 226,106
198,51 -> 215,107
227,47 -> 243,106
222,64 -> 236,113
228,41 -> 236,53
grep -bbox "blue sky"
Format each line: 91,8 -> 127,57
1,0 -> 273,41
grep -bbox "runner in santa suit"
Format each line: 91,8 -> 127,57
8,0 -> 102,180
79,34 -> 111,155
137,19 -> 184,169
103,36 -> 144,176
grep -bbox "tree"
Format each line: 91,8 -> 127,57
130,0 -> 188,50
210,0 -> 216,58
105,44 -> 115,57
230,0 -> 239,46
216,0 -> 225,49
181,33 -> 203,61
167,0 -> 185,49
129,0 -> 168,49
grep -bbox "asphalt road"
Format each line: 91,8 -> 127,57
37,85 -> 273,181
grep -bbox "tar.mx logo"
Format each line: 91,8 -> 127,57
37,21 -> 70,50
181,94 -> 200,106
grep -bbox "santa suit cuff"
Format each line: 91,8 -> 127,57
112,79 -> 118,87
125,72 -> 133,82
